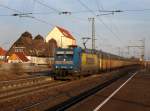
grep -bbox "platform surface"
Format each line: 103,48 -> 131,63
67,69 -> 150,111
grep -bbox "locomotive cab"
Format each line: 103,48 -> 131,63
53,47 -> 82,76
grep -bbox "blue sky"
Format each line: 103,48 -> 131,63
0,0 -> 150,59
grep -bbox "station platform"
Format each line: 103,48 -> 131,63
67,69 -> 150,111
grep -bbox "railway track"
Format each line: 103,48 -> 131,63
0,76 -> 51,91
0,76 -> 67,102
17,69 -> 138,111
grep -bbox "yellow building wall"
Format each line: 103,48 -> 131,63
46,27 -> 76,48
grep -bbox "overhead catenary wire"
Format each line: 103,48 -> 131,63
0,3 -> 54,26
34,0 -> 102,16
0,4 -> 20,13
1,1 -> 120,16
77,0 -> 124,45
1,5 -> 150,17
0,3 -> 85,43
95,0 -> 104,12
0,14 -> 13,16
29,16 -> 55,27
33,0 -> 60,13
98,2 -> 122,44
98,0 -> 104,10
0,1 -> 56,16
32,1 -> 85,37
34,0 -> 74,15
34,0 -> 115,15
0,12 -> 57,17
1,2 -> 149,46
30,1 -> 94,38
95,0 -> 101,12
123,9 -> 150,12
33,0 -> 126,44
78,0 -> 122,42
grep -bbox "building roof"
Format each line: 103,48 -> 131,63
8,52 -> 29,62
7,32 -> 50,57
0,47 -> 6,56
56,26 -> 76,40
15,52 -> 29,62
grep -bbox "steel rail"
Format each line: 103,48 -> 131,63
0,81 -> 66,102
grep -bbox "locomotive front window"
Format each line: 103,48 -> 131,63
56,54 -> 64,60
56,54 -> 73,61
56,50 -> 73,61
64,54 -> 73,61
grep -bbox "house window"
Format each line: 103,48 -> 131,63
15,48 -> 23,52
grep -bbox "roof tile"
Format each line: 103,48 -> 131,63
56,26 -> 76,40
0,47 -> 6,56
15,52 -> 29,62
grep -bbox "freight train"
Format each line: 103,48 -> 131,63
53,46 -> 140,78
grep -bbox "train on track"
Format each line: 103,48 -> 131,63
53,46 -> 140,78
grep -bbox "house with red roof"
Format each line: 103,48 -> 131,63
0,47 -> 6,61
8,52 -> 29,63
6,32 -> 54,65
46,26 -> 76,48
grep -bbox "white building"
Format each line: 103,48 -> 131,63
46,26 -> 76,48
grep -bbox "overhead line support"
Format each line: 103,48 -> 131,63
88,17 -> 96,50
